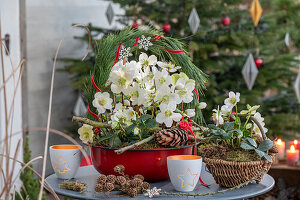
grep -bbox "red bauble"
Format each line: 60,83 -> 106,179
163,24 -> 171,34
132,22 -> 138,29
255,58 -> 263,68
222,17 -> 230,26
230,112 -> 236,122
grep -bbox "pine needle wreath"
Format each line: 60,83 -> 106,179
85,28 -> 207,122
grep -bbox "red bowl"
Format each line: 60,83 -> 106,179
90,144 -> 194,181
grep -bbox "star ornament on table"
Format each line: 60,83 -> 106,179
138,35 -> 153,51
144,187 -> 161,198
177,168 -> 198,188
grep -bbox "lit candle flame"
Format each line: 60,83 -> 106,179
290,145 -> 296,152
276,139 -> 282,145
294,140 -> 298,145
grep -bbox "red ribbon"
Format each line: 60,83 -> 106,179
133,37 -> 140,46
178,117 -> 210,187
113,43 -> 124,67
152,35 -> 163,41
92,76 -> 102,93
193,88 -> 199,100
164,48 -> 185,54
93,127 -> 102,135
88,106 -> 99,120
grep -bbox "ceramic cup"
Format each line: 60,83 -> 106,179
167,155 -> 202,192
49,144 -> 82,179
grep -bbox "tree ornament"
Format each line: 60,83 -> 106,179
294,72 -> 300,103
242,53 -> 259,90
222,17 -> 230,26
188,8 -> 200,34
138,35 -> 153,51
119,45 -> 132,61
132,21 -> 138,29
163,24 -> 171,34
249,0 -> 263,27
156,128 -> 188,147
255,58 -> 263,68
285,32 -> 290,47
105,3 -> 115,25
73,94 -> 87,116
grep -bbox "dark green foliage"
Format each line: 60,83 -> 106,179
16,136 -> 47,200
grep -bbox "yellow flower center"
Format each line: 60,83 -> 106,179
229,98 -> 236,104
118,77 -> 127,86
98,97 -> 107,106
129,111 -> 135,117
162,95 -> 169,103
159,77 -> 166,84
164,110 -> 172,117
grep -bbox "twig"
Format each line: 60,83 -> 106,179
114,135 -> 156,154
160,168 -> 268,197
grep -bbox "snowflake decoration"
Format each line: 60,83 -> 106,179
144,187 -> 161,198
138,35 -> 153,51
119,45 -> 133,61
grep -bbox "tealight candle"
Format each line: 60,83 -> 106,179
276,139 -> 285,159
290,140 -> 300,156
286,145 -> 299,166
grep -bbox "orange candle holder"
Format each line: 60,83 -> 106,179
286,145 -> 299,166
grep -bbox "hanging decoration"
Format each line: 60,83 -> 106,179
188,8 -> 200,34
132,21 -> 138,29
249,0 -> 263,27
284,32 -> 290,47
73,95 -> 87,116
222,17 -> 230,26
242,53 -> 259,90
106,3 -> 115,25
163,24 -> 171,34
255,58 -> 263,69
294,72 -> 300,103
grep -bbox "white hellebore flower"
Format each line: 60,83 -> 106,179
253,123 -> 268,136
154,85 -> 178,107
124,107 -> 136,121
78,124 -> 94,143
221,105 -> 232,115
139,53 -> 157,68
109,61 -> 137,95
156,103 -> 182,127
253,112 -> 264,123
157,61 -> 181,72
224,91 -> 240,108
213,106 -> 224,126
153,67 -> 172,88
174,78 -> 195,103
133,127 -> 140,135
185,109 -> 196,118
92,92 -> 113,114
198,102 -> 207,109
129,82 -> 147,106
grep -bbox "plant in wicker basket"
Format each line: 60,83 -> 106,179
199,92 -> 278,187
73,28 -> 208,149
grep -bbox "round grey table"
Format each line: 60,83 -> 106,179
46,164 -> 275,200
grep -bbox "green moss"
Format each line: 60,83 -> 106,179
226,150 -> 261,162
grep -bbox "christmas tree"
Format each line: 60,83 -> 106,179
60,0 -> 300,139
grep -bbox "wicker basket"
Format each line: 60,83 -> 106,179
203,114 -> 276,188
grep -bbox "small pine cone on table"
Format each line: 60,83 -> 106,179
97,174 -> 107,184
116,176 -> 127,186
129,178 -> 143,188
142,181 -> 150,190
133,174 -> 144,181
126,187 -> 138,198
103,183 -> 114,192
156,128 -> 188,147
94,184 -> 103,193
107,175 -> 116,183
114,165 -> 125,175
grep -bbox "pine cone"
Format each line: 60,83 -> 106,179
97,175 -> 107,184
103,183 -> 114,192
116,176 -> 127,186
142,182 -> 150,190
107,175 -> 116,184
129,178 -> 143,188
156,128 -> 188,147
114,165 -> 125,174
126,188 -> 138,198
133,174 -> 144,181
94,184 -> 103,192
